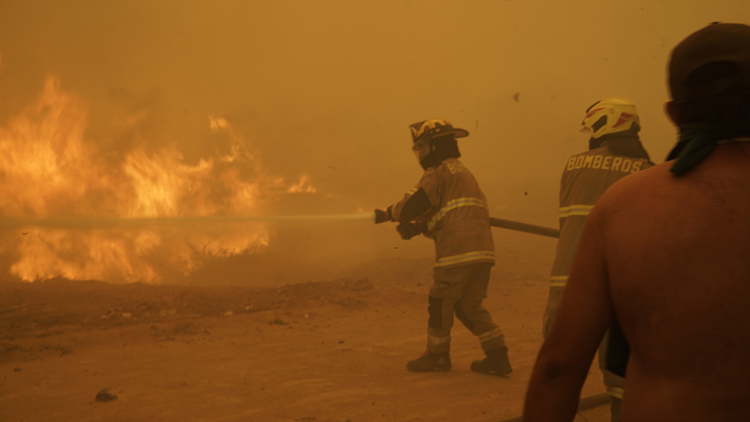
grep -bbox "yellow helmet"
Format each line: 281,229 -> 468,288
409,118 -> 468,143
581,98 -> 639,139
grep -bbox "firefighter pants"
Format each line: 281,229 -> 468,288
426,263 -> 506,355
543,285 -> 625,422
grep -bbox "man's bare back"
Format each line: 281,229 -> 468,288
522,22 -> 750,422
598,143 -> 750,420
522,144 -> 750,422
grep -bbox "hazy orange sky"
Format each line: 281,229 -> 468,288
0,1 -> 748,283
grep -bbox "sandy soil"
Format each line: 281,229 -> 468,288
0,231 -> 609,422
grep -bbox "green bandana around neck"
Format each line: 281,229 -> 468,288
667,122 -> 722,175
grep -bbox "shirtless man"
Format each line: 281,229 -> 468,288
523,22 -> 750,422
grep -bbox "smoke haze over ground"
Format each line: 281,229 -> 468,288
0,0 -> 748,284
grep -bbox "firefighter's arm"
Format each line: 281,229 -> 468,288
395,210 -> 432,240
523,204 -> 614,422
376,169 -> 438,240
374,187 -> 432,225
392,188 -> 433,240
396,221 -> 424,240
395,168 -> 439,222
394,188 -> 431,222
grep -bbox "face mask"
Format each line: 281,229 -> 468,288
412,139 -> 431,165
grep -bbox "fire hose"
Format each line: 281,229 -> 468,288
489,217 -> 559,239
375,207 -> 558,239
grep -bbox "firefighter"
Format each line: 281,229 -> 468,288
544,98 -> 654,420
375,118 -> 511,376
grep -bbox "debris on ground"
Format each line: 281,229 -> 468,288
95,388 -> 118,402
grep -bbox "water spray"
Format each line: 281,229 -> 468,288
0,212 -> 559,238
0,212 -> 377,229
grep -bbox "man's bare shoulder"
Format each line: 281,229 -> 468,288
597,145 -> 750,212
586,160 -> 673,213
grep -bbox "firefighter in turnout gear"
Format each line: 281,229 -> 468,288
544,98 -> 654,421
375,119 -> 512,376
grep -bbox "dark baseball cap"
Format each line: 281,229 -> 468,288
669,22 -> 750,103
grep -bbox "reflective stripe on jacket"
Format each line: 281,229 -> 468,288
392,158 -> 495,269
550,144 -> 653,285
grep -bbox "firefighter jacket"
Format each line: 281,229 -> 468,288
391,158 -> 495,269
550,142 -> 653,287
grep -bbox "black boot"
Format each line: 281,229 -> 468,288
471,346 -> 512,377
406,350 -> 451,372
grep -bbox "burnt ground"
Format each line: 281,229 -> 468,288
0,231 -> 609,421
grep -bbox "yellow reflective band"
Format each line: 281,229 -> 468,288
428,334 -> 451,346
435,250 -> 495,267
606,387 -> 624,399
478,327 -> 503,343
550,276 -> 568,287
427,197 -> 489,230
406,187 -> 418,196
559,205 -> 594,218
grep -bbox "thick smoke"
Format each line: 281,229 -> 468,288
0,0 -> 744,284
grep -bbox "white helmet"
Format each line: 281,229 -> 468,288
581,98 -> 639,139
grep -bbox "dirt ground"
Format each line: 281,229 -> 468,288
0,231 -> 610,422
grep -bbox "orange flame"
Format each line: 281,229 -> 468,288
0,77 -> 116,218
0,76 -> 316,283
287,174 -> 317,194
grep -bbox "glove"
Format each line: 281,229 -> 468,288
374,207 -> 393,224
396,222 -> 425,240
